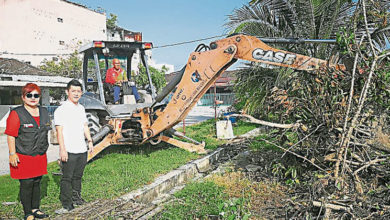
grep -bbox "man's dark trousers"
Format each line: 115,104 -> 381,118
60,152 -> 87,208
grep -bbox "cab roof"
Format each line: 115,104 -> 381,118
79,41 -> 153,57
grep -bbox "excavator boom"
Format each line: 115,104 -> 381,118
137,34 -> 345,141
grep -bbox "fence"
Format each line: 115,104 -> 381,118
163,93 -> 235,106
43,93 -> 236,115
197,93 -> 236,106
45,106 -> 59,116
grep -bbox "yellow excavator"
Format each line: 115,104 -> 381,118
77,34 -> 345,161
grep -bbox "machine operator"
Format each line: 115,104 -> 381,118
105,58 -> 141,104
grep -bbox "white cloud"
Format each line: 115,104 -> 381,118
149,59 -> 175,74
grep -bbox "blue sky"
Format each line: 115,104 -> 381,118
73,0 -> 249,71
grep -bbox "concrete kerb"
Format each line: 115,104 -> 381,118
116,128 -> 261,205
191,147 -> 224,173
119,147 -> 225,204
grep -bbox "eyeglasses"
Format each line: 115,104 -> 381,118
26,93 -> 40,99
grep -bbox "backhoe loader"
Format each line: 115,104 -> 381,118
78,34 -> 345,161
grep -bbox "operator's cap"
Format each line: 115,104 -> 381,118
112,58 -> 120,65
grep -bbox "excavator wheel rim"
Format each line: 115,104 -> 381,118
149,132 -> 163,145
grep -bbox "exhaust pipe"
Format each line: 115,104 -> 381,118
91,125 -> 112,144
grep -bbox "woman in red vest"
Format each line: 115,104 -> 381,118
5,83 -> 51,220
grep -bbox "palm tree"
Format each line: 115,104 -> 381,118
227,0 -> 390,55
226,0 -> 390,116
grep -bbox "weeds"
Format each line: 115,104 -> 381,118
158,181 -> 226,219
159,171 -> 287,219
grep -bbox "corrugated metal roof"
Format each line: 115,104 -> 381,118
0,58 -> 52,76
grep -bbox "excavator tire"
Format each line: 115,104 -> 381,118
86,111 -> 100,137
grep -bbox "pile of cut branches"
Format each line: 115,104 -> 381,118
233,0 -> 390,218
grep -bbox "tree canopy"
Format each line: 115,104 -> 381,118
106,13 -> 118,30
39,51 -> 82,78
135,65 -> 167,93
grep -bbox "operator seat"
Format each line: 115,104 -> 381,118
103,82 -> 115,104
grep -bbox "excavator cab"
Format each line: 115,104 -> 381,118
79,40 -> 156,109
77,40 -> 157,138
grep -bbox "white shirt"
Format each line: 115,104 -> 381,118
54,100 -> 88,153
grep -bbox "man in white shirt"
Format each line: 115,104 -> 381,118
54,79 -> 93,213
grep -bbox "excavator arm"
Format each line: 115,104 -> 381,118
133,34 -> 345,148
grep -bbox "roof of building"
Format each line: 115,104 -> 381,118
61,0 -> 105,15
0,58 -> 73,86
109,25 -> 135,33
0,58 -> 52,76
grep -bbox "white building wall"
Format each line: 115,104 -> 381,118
107,29 -> 122,41
130,50 -> 142,75
106,29 -> 145,75
0,0 -> 106,66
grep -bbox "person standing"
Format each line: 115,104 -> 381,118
54,79 -> 94,214
5,83 -> 51,220
105,58 -> 141,103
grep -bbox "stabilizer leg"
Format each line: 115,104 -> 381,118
87,135 -> 113,161
161,135 -> 207,154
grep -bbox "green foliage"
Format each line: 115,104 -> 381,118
159,181 -> 227,219
372,62 -> 390,111
86,59 -> 106,81
0,176 -> 18,202
39,50 -> 82,78
218,197 -> 250,220
39,50 -> 82,102
249,0 -> 257,5
136,65 -> 167,93
249,128 -> 285,151
272,162 -> 286,178
250,134 -> 277,151
336,27 -> 356,54
159,173 -> 252,220
271,163 -> 301,186
233,120 -> 260,135
226,0 -> 389,121
285,166 -> 300,186
285,131 -> 298,143
106,13 -> 118,29
233,66 -> 297,119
